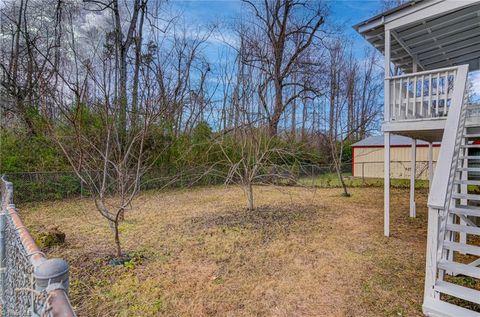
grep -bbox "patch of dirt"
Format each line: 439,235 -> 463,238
186,204 -> 324,237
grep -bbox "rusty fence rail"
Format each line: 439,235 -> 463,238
0,176 -> 75,317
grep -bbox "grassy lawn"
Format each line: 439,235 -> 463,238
21,185 -> 428,316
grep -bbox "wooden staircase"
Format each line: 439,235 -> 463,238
423,64 -> 480,316
429,129 -> 480,315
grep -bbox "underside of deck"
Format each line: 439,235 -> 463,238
383,103 -> 480,143
383,119 -> 445,142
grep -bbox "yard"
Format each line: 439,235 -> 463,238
21,186 -> 428,316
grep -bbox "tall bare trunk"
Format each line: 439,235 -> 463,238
246,183 -> 254,211
131,5 -> 145,132
335,163 -> 350,197
269,79 -> 283,137
301,97 -> 307,141
291,92 -> 296,140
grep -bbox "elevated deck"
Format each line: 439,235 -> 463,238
382,66 -> 478,142
355,1 -> 480,315
384,103 -> 480,142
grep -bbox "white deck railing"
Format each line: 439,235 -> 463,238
387,66 -> 460,122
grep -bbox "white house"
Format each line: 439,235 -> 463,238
355,1 -> 480,316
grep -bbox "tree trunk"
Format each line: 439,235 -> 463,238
118,49 -> 128,143
246,183 -> 254,211
329,63 -> 336,140
113,220 -> 123,258
131,6 -> 145,132
347,69 -> 355,141
113,0 -> 142,146
301,98 -> 307,141
291,94 -> 296,140
269,79 -> 283,137
335,162 -> 350,197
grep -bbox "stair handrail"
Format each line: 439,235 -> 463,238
423,64 -> 469,307
427,64 -> 469,210
386,65 -> 460,80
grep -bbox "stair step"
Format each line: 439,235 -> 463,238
454,180 -> 480,186
450,205 -> 480,217
464,134 -> 480,138
458,168 -> 480,172
423,297 -> 480,317
459,156 -> 480,160
438,260 -> 480,279
461,144 -> 480,148
444,241 -> 480,256
452,193 -> 480,200
447,224 -> 480,235
435,281 -> 480,305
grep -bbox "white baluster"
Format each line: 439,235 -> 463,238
392,79 -> 396,120
413,75 -> 417,118
420,75 -> 424,117
436,73 -> 440,116
428,74 -> 432,117
443,71 -> 448,115
406,78 -> 410,119
399,78 -> 403,119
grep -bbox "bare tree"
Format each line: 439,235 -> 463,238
212,40 -> 298,210
241,0 -> 327,136
48,97 -> 157,258
0,0 -> 387,215
0,0 -> 60,134
321,40 -> 382,196
218,129 -> 294,210
83,0 -> 148,143
8,0 -> 165,258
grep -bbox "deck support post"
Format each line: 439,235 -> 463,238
384,132 -> 391,237
384,29 -> 391,237
410,138 -> 417,218
428,142 -> 433,188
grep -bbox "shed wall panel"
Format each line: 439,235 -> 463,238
353,146 -> 440,179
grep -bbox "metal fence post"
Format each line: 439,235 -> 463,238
34,258 -> 70,293
34,258 -> 74,316
0,211 -> 5,313
1,176 -> 76,316
0,178 -> 12,316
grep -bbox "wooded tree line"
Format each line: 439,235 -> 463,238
0,0 -> 384,255
0,0 -> 382,147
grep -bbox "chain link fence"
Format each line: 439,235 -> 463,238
4,172 -> 83,203
3,161 -> 438,203
0,176 -> 76,316
4,168 -> 226,203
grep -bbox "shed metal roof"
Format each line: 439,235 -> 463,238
354,0 -> 480,72
352,135 -> 440,147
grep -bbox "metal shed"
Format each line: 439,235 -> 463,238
351,135 -> 440,179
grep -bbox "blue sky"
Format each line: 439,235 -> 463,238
167,0 -> 480,100
168,0 -> 384,58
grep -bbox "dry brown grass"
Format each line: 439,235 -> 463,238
20,185 -> 428,316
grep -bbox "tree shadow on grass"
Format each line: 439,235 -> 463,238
186,204 -> 330,241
